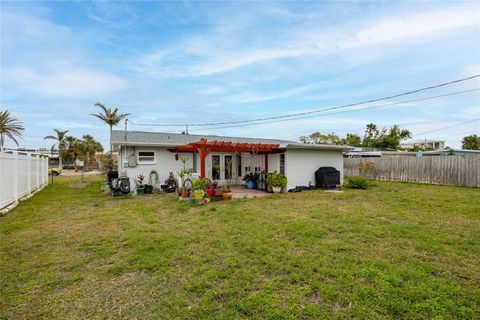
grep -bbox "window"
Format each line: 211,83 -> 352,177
212,155 -> 220,180
237,154 -> 242,177
224,155 -> 232,180
192,152 -> 197,172
138,151 -> 155,164
280,153 -> 285,175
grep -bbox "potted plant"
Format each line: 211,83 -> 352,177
243,172 -> 259,189
136,174 -> 145,195
178,186 -> 190,198
177,156 -> 193,189
222,189 -> 233,200
207,187 -> 215,197
266,171 -> 287,193
181,187 -> 190,198
192,178 -> 209,200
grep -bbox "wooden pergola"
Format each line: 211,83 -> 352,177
172,138 -> 280,178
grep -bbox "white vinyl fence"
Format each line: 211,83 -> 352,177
0,151 -> 49,211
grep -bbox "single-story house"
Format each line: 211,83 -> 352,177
111,130 -> 351,190
401,139 -> 445,150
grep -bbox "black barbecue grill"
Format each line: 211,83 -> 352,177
315,167 -> 340,189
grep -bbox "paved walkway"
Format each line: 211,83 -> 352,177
230,185 -> 269,199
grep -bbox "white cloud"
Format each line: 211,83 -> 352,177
1,7 -> 128,99
225,82 -> 321,104
138,4 -> 480,78
344,5 -> 480,48
5,66 -> 127,98
463,106 -> 480,117
139,45 -> 319,78
77,1 -> 138,28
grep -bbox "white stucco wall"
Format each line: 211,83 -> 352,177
117,147 -> 268,186
116,145 -> 343,190
267,153 -> 280,173
118,146 -> 195,186
284,148 -> 344,190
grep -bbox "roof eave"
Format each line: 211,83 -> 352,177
112,141 -> 182,147
284,143 -> 353,151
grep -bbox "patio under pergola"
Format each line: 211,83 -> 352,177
171,138 -> 281,178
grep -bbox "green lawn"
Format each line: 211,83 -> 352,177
1,176 -> 479,319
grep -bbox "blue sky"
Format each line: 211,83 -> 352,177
1,0 -> 479,149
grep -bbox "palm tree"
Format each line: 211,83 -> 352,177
64,136 -> 81,171
0,110 -> 24,151
44,129 -> 69,169
90,103 -> 130,153
80,135 -> 103,171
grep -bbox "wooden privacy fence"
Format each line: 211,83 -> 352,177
0,151 -> 49,211
344,156 -> 480,187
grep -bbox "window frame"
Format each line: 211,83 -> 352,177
137,151 -> 156,164
211,155 -> 221,180
279,153 -> 285,175
224,155 -> 233,180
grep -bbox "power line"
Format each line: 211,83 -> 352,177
130,74 -> 480,128
412,118 -> 479,137
188,88 -> 480,132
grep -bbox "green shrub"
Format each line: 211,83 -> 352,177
192,178 -> 210,191
345,176 -> 370,189
266,171 -> 288,187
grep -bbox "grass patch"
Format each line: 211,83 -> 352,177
1,175 -> 479,319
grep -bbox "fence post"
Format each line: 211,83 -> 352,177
13,152 -> 19,202
27,153 -> 32,195
37,155 -> 40,190
44,157 -> 48,186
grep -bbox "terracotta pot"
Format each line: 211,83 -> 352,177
214,189 -> 224,196
223,192 -> 232,200
181,191 -> 189,198
204,198 -> 211,204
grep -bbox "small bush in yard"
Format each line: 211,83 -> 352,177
345,176 -> 370,189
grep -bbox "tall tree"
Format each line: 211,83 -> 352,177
0,109 -> 24,151
300,123 -> 411,149
299,132 -> 341,145
342,133 -> 362,147
379,125 -> 412,149
462,134 -> 480,150
362,123 -> 410,149
64,136 -> 81,171
362,123 -> 384,148
80,135 -> 103,171
44,129 -> 69,169
90,103 -> 130,153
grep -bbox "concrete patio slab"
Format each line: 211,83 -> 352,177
230,185 -> 269,199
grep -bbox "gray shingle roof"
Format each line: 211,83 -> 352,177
111,130 -> 351,151
112,130 -> 295,146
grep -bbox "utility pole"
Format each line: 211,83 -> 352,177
124,119 -> 128,141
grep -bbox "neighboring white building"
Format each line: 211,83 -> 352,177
401,139 -> 445,150
111,130 -> 351,190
